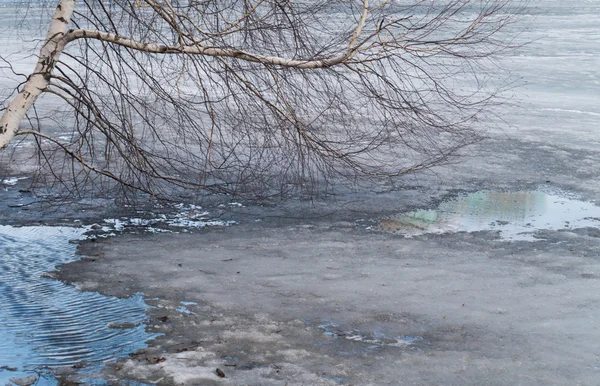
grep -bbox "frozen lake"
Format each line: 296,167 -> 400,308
500,0 -> 600,150
0,0 -> 600,384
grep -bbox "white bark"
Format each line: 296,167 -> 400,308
0,0 -> 75,149
64,29 -> 355,68
63,0 -> 369,69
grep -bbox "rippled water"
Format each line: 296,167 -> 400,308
0,226 -> 155,384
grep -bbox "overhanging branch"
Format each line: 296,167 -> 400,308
63,31 -> 358,69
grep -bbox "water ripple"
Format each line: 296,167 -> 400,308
0,225 -> 156,383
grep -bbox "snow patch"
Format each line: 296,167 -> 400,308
1,176 -> 29,186
101,203 -> 236,234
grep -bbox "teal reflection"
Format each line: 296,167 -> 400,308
380,191 -> 600,240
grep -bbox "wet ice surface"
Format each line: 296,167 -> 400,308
0,226 -> 156,384
377,190 -> 600,241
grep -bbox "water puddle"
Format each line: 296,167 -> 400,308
376,190 -> 600,241
316,321 -> 424,352
0,225 -> 157,384
176,301 -> 198,316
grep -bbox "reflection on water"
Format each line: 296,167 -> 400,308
0,226 -> 156,384
378,191 -> 600,240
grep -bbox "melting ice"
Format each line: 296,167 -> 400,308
378,190 -> 600,241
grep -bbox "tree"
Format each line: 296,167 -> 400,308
0,0 -> 523,197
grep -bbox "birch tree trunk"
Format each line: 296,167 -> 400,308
0,0 -> 74,150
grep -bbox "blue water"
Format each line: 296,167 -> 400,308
0,226 -> 156,384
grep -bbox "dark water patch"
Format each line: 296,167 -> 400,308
376,190 -> 600,241
0,225 -> 157,384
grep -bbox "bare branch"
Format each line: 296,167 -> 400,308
0,0 -> 526,197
